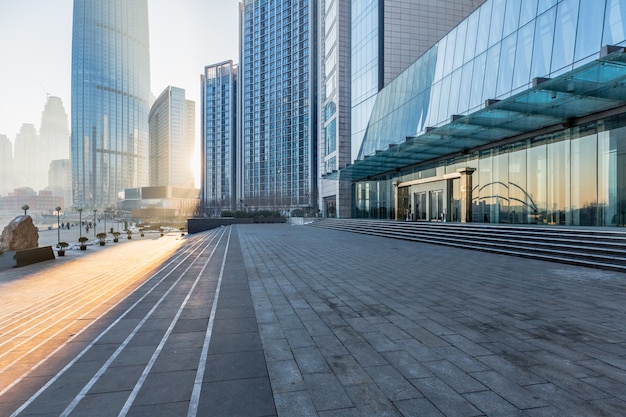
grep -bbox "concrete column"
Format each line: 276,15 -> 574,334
392,181 -> 399,221
457,167 -> 476,223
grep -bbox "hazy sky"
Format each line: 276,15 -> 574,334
0,0 -> 240,142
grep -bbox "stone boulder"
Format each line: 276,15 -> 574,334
0,215 -> 39,251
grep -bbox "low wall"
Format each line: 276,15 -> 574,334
0,246 -> 55,268
187,218 -> 254,234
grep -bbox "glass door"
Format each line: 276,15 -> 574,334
429,190 -> 444,221
415,192 -> 427,220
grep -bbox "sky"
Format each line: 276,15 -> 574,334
0,0 -> 240,142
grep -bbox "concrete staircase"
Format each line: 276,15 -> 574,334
308,218 -> 626,272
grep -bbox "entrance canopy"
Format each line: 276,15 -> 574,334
327,47 -> 626,182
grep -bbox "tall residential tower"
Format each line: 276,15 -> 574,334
71,0 -> 151,209
201,61 -> 238,215
239,0 -> 317,213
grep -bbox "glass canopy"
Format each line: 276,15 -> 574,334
327,46 -> 626,182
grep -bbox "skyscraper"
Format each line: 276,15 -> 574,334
0,134 -> 13,197
13,124 -> 44,191
39,95 -> 70,165
201,61 -> 237,215
71,0 -> 151,209
239,0 -> 317,212
148,86 -> 196,188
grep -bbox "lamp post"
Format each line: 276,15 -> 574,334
93,209 -> 97,237
55,206 -> 62,245
104,209 -> 108,234
77,208 -> 83,241
21,204 -> 29,216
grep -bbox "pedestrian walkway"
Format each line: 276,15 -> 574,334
1,224 -> 625,416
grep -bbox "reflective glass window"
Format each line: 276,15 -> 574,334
508,146 -> 528,224
453,19 -> 468,70
530,8 -> 556,79
537,0 -> 557,15
438,75 -> 451,123
458,60 -> 473,112
512,22 -> 534,89
503,0 -> 522,37
497,33 -> 517,96
597,131 -> 618,226
547,139 -> 569,225
489,0 -> 506,47
465,11 -> 479,61
575,0 -> 605,62
519,0 -> 538,26
527,143 -> 547,224
469,53 -> 487,109
551,0 -> 579,73
434,37 -> 447,82
475,2 -> 492,55
449,69 -> 462,115
444,27 -> 457,76
571,134 -> 598,225
603,0 -> 626,47
483,43 -> 501,100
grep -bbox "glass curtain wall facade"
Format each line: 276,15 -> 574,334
346,0 -> 626,227
148,86 -> 195,188
201,61 -> 238,215
71,0 -> 151,209
239,0 -> 317,213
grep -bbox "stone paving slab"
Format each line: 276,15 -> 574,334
239,223 -> 626,416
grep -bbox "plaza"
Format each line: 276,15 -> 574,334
1,224 -> 625,416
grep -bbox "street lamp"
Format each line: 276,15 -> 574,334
93,209 -> 97,237
77,208 -> 83,241
21,204 -> 29,216
104,209 -> 108,234
55,206 -> 62,245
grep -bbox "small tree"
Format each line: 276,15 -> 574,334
112,231 -> 121,242
57,242 -> 69,256
78,236 -> 89,250
96,232 -> 107,246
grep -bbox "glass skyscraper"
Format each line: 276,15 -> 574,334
71,0 -> 151,209
201,61 -> 237,214
239,0 -> 317,212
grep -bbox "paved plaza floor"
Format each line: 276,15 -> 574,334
1,223 -> 625,416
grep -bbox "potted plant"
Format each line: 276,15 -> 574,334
140,228 -> 145,237
57,242 -> 69,256
96,232 -> 107,246
180,227 -> 186,236
160,227 -> 164,237
78,236 -> 88,250
126,230 -> 132,240
112,231 -> 120,242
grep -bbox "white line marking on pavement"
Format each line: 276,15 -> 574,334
58,230 -> 226,417
188,226 -> 232,417
117,228 -> 227,417
8,231 -> 218,417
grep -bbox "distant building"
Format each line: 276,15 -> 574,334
0,134 -> 13,197
239,0 -> 318,213
201,61 -> 237,215
39,95 -> 70,165
48,159 -> 72,211
0,187 -> 63,215
71,0 -> 151,209
118,186 -> 200,225
13,124 -> 45,191
148,86 -> 196,188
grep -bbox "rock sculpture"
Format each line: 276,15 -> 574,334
0,215 -> 39,251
